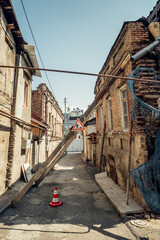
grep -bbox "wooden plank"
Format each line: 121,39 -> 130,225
22,163 -> 32,183
143,94 -> 160,99
95,173 -> 144,217
11,131 -> 77,207
35,134 -> 77,186
7,24 -> 15,30
99,120 -> 106,172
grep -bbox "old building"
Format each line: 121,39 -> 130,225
32,84 -> 64,157
94,14 -> 160,208
83,111 -> 96,165
31,112 -> 48,170
64,108 -> 84,153
0,0 -> 41,193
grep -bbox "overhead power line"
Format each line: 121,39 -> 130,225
0,65 -> 159,84
20,0 -> 56,98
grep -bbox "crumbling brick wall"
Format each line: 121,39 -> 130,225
94,20 -> 160,207
32,85 -> 44,121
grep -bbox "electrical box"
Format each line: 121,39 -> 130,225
21,139 -> 31,149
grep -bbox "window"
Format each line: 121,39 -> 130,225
100,105 -> 103,127
24,81 -> 28,106
107,97 -> 113,131
52,115 -> 54,129
120,87 -> 129,129
49,113 -> 51,125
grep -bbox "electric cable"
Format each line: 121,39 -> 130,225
0,64 -> 159,84
20,0 -> 56,98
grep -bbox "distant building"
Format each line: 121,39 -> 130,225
32,83 -> 64,157
64,108 -> 84,153
83,111 -> 96,166
64,108 -> 84,133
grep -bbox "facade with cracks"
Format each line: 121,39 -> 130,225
94,13 -> 160,207
0,0 -> 41,194
32,83 -> 64,158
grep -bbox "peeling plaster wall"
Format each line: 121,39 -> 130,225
11,58 -> 32,184
0,7 -> 16,194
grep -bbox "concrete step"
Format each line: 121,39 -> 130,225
95,172 -> 144,217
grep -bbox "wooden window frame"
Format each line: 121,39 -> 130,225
107,96 -> 113,131
24,80 -> 28,107
120,86 -> 129,130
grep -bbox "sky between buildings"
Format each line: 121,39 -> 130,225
12,0 -> 157,112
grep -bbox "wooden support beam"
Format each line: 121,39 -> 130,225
11,76 -> 114,207
143,94 -> 160,99
3,6 -> 12,10
7,24 -> 15,30
35,133 -> 77,187
99,120 -> 106,172
12,30 -> 21,35
11,130 -> 77,207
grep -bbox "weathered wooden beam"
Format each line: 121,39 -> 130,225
143,94 -> 160,99
35,133 -> 77,187
12,30 -> 21,35
7,24 -> 15,30
99,120 -> 106,172
11,76 -> 114,207
11,130 -> 76,207
3,6 -> 12,10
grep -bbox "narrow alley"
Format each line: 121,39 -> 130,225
1,1 -> 160,240
0,154 -> 135,240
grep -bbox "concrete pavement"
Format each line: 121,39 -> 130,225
0,153 -> 135,240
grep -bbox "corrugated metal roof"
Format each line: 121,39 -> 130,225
24,45 -> 41,77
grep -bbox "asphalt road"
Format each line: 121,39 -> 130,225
0,153 -> 135,240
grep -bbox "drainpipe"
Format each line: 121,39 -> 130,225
5,53 -> 20,188
131,22 -> 160,62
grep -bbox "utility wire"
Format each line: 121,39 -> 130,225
20,0 -> 56,98
0,65 -> 159,84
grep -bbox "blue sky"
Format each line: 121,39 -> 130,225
12,0 -> 157,112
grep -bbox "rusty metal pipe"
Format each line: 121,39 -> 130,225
130,38 -> 160,62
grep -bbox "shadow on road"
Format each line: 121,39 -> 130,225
0,154 -> 134,240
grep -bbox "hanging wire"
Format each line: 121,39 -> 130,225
20,0 -> 56,98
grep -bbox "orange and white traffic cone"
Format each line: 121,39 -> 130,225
49,187 -> 63,207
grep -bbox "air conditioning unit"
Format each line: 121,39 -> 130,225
21,139 -> 31,149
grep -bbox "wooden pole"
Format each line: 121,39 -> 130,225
126,114 -> 133,205
99,120 -> 106,172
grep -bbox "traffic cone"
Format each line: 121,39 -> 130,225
49,187 -> 63,207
